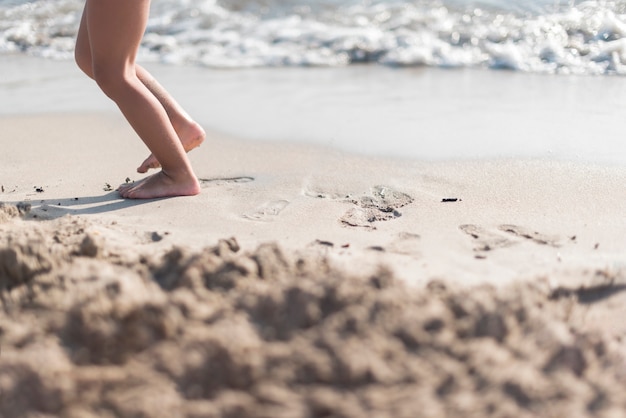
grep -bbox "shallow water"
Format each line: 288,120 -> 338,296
2,55 -> 625,165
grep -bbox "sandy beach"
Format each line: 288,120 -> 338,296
2,55 -> 626,416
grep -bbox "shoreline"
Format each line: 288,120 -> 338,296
3,54 -> 626,165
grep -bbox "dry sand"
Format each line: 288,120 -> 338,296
2,203 -> 626,417
1,112 -> 626,417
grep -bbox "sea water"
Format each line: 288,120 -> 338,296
2,0 -> 626,75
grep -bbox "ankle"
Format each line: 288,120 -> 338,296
161,167 -> 198,183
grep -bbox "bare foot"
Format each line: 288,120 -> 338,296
137,120 -> 206,173
119,171 -> 201,199
117,177 -> 146,194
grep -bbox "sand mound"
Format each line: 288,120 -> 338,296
0,202 -> 30,224
1,204 -> 625,417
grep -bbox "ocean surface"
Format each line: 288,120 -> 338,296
2,0 -> 626,75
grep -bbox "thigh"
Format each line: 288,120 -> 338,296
85,0 -> 151,69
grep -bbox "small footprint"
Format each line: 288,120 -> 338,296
459,224 -> 517,252
340,206 -> 402,229
498,224 -> 561,247
303,188 -> 350,200
242,200 -> 289,222
388,232 -> 421,257
199,176 -> 254,188
340,186 -> 413,229
349,185 -> 413,211
304,185 -> 413,230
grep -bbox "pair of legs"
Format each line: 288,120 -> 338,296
75,0 -> 205,199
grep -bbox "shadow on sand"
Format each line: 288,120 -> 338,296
2,191 -> 160,219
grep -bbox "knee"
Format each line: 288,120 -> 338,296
74,47 -> 93,79
92,64 -> 133,101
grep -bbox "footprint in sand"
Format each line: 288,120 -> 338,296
340,207 -> 398,229
460,224 -> 562,254
305,185 -> 413,230
243,200 -> 290,222
340,186 -> 414,230
459,224 -> 517,252
198,176 -> 254,188
498,224 -> 561,247
387,232 -> 421,257
303,188 -> 351,200
306,232 -> 420,258
348,185 -> 413,210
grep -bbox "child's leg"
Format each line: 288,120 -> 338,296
135,67 -> 206,173
83,0 -> 200,199
75,8 -> 205,175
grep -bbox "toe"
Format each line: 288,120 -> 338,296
137,158 -> 160,174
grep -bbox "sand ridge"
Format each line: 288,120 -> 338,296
2,204 -> 626,417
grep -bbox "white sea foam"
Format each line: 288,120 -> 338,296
2,0 -> 626,75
